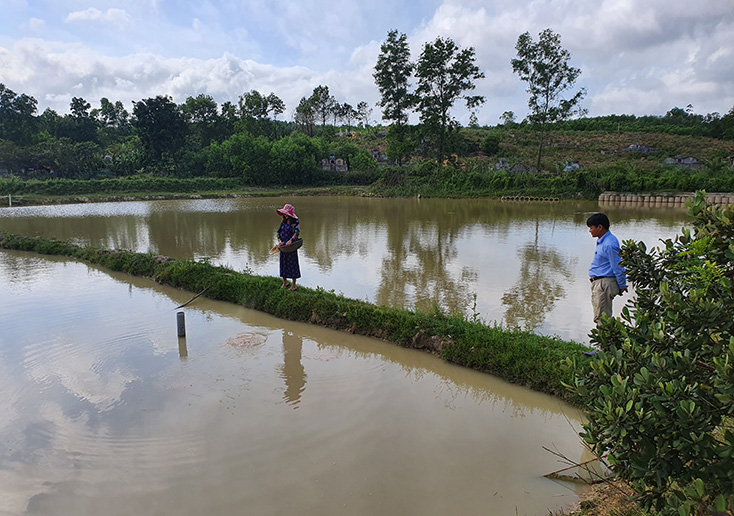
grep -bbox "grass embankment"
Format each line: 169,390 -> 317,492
0,186 -> 362,207
0,230 -> 589,402
0,175 -> 365,207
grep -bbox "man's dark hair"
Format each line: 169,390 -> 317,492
586,213 -> 610,229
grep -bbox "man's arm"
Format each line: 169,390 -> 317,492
606,240 -> 627,293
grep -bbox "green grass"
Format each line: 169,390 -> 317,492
0,185 -> 369,207
0,230 -> 592,403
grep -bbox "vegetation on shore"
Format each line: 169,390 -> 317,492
0,229 -> 588,402
2,70 -> 734,206
2,126 -> 734,207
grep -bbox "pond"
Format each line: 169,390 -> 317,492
0,197 -> 689,515
0,196 -> 688,343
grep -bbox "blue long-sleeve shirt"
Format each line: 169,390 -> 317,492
589,231 -> 627,289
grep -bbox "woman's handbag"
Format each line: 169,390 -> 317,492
278,238 -> 303,253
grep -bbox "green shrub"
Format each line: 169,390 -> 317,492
349,149 -> 378,172
481,132 -> 501,155
566,191 -> 734,515
342,169 -> 380,185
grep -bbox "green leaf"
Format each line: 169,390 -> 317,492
695,477 -> 704,497
714,494 -> 726,512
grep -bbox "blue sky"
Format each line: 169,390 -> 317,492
1,0 -> 732,125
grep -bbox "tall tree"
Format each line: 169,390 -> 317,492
355,101 -> 372,128
239,90 -> 285,121
309,85 -> 335,127
181,93 -> 219,147
0,83 -> 37,145
94,98 -> 130,129
331,101 -> 343,126
266,93 -> 285,120
374,29 -> 415,165
92,97 -> 131,147
414,36 -> 484,162
339,102 -> 357,131
511,28 -> 586,170
63,96 -> 97,143
218,101 -> 238,140
499,110 -> 516,126
239,90 -> 286,137
294,96 -> 316,136
374,30 -> 414,127
132,95 -> 186,168
38,107 -> 61,138
239,90 -> 269,120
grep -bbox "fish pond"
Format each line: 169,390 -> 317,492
0,197 -> 688,515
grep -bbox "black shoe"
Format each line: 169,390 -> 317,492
583,349 -> 600,357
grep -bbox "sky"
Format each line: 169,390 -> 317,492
1,0 -> 733,126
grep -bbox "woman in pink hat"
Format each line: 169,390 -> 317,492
276,203 -> 301,290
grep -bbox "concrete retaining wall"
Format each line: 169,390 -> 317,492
599,192 -> 734,207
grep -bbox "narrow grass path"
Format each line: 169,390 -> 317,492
0,231 -> 591,403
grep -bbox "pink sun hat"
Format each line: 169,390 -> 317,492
276,203 -> 298,219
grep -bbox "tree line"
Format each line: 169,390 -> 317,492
0,82 -> 380,183
1,28 -> 733,184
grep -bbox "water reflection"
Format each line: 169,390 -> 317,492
280,331 -> 306,407
376,212 -> 476,314
502,219 -> 576,330
0,197 -> 689,342
0,251 -> 593,515
178,336 -> 188,359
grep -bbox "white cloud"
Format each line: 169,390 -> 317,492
65,7 -> 131,26
23,17 -> 46,31
0,0 -> 731,122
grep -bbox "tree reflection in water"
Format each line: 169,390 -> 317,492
501,219 -> 576,330
375,203 -> 477,316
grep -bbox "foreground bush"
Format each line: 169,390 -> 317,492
566,191 -> 734,515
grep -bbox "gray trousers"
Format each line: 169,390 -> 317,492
591,277 -> 620,325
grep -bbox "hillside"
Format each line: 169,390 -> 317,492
436,128 -> 734,173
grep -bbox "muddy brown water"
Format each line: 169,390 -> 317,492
0,196 -> 688,342
0,198 -> 688,515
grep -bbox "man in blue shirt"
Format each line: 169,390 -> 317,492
585,213 -> 627,356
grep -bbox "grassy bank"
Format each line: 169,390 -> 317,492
0,175 -> 369,207
0,230 -> 590,402
368,161 -> 734,199
3,162 -> 734,208
0,186 -> 365,207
